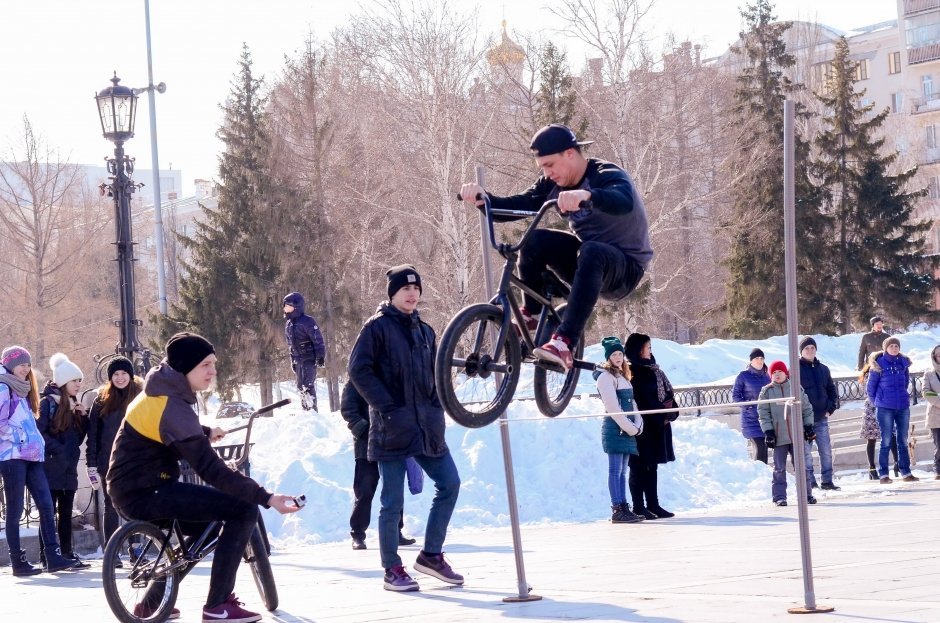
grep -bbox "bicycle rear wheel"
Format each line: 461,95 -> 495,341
435,303 -> 521,428
533,303 -> 584,417
102,520 -> 180,623
245,524 -> 278,611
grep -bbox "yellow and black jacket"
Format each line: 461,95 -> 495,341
106,363 -> 271,510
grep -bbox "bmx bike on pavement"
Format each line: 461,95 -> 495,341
101,399 -> 293,623
434,195 -> 596,428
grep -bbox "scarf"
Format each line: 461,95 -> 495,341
0,373 -> 31,398
636,358 -> 673,403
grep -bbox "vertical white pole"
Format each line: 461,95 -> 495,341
144,0 -> 167,315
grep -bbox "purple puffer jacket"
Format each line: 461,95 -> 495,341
866,352 -> 911,410
732,365 -> 770,439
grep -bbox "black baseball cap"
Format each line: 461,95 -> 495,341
529,124 -> 593,157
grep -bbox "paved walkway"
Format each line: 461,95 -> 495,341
4,477 -> 939,622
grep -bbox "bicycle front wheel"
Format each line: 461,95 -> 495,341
435,303 -> 521,428
102,520 -> 180,623
245,524 -> 278,611
533,303 -> 584,417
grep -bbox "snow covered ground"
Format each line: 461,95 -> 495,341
208,325 -> 940,547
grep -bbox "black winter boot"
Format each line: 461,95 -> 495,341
44,547 -> 78,573
868,468 -> 878,480
633,505 -> 658,520
618,502 -> 644,523
611,504 -> 641,524
10,549 -> 42,577
648,504 -> 675,518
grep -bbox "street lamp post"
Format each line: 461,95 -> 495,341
95,73 -> 151,372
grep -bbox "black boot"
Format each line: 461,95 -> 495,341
633,504 -> 658,520
44,546 -> 78,573
644,465 -> 674,518
10,549 -> 41,577
648,504 -> 675,518
868,468 -> 878,480
618,502 -> 644,523
611,504 -> 641,524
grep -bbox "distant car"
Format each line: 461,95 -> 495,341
216,402 -> 255,419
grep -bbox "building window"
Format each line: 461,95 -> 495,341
812,61 -> 834,89
923,74 -> 934,97
889,51 -> 901,75
855,59 -> 870,81
929,125 -> 937,149
892,92 -> 904,113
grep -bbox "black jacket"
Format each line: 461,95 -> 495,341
340,381 -> 370,460
37,384 -> 86,491
348,303 -> 447,462
798,357 -> 839,421
627,358 -> 677,465
86,379 -> 142,475
106,363 -> 272,510
284,294 -> 326,363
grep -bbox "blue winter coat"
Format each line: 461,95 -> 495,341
867,351 -> 911,410
732,365 -> 770,439
798,357 -> 839,421
284,293 -> 326,364
37,384 -> 86,491
348,303 -> 447,462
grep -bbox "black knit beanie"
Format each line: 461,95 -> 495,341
386,265 -> 422,299
166,332 -> 215,375
749,348 -> 765,361
799,336 -> 817,353
107,356 -> 135,380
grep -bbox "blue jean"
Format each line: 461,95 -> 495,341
607,453 -> 628,505
772,444 -> 813,502
377,451 -> 460,570
803,417 -> 833,484
0,459 -> 60,553
877,407 -> 911,477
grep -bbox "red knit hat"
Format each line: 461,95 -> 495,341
769,360 -> 789,377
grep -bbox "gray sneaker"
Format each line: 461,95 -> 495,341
384,565 -> 420,592
414,551 -> 464,585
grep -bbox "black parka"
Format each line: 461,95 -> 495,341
37,384 -> 86,491
347,303 -> 447,462
339,381 -> 370,460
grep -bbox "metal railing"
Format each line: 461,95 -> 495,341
904,0 -> 940,16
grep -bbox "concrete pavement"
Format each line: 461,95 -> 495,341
3,475 -> 939,622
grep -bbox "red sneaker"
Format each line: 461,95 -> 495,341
534,335 -> 573,370
512,308 -> 538,336
202,594 -> 260,623
134,602 -> 181,619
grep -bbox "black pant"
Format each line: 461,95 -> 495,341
294,360 -> 318,411
100,469 -> 120,543
628,461 -> 660,510
933,429 -> 940,473
518,229 -> 643,341
39,488 -> 76,557
119,482 -> 259,609
866,437 -> 898,469
750,437 -> 768,464
350,458 -> 403,540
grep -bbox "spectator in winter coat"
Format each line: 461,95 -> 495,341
867,337 -> 918,483
594,336 -> 644,524
460,123 -> 651,371
340,381 -> 417,550
857,316 -> 890,370
36,353 -> 89,568
86,356 -> 142,545
283,292 -> 326,412
348,265 -> 463,593
732,348 -> 771,463
797,337 -> 840,491
0,345 -> 78,576
921,344 -> 940,480
623,332 -> 677,520
757,361 -> 816,506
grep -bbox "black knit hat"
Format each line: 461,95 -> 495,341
870,315 -> 883,326
749,348 -> 765,361
165,332 -> 215,375
107,356 -> 135,380
799,336 -> 817,353
386,265 -> 422,299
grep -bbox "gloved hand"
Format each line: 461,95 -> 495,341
87,467 -> 100,491
804,424 -> 816,442
316,357 -> 325,368
764,430 -> 776,449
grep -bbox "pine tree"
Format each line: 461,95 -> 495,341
534,41 -> 587,134
155,45 -> 284,402
813,37 -> 937,331
723,0 -> 833,338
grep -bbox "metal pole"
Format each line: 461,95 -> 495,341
112,142 -> 142,358
783,99 -> 832,615
474,164 -> 540,603
144,0 -> 167,316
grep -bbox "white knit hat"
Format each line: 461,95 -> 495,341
50,353 -> 83,386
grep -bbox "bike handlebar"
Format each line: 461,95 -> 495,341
223,398 -> 291,470
458,193 -> 591,255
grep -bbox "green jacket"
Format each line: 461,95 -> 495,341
757,380 -> 815,446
